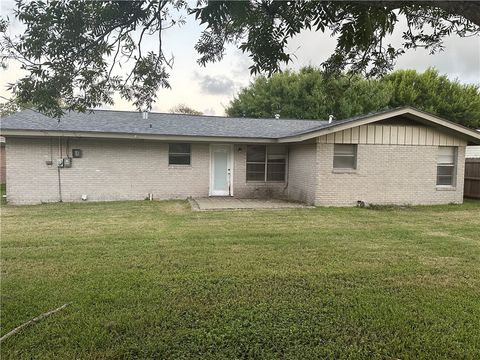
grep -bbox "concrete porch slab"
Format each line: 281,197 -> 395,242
190,197 -> 312,211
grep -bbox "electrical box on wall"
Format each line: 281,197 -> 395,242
57,158 -> 64,168
64,157 -> 72,168
72,149 -> 82,158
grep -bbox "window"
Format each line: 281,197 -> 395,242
246,145 -> 287,181
437,146 -> 457,186
333,144 -> 357,169
169,143 -> 191,165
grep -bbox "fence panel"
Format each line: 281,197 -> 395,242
464,159 -> 480,199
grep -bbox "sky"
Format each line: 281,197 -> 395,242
0,1 -> 479,116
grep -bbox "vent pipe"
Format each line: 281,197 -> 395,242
328,114 -> 334,124
274,114 -> 280,119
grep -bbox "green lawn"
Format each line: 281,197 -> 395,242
1,200 -> 480,359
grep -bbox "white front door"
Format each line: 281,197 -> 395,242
210,145 -> 233,196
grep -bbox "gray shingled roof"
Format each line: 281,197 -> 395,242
0,109 -> 329,139
2,107 -> 480,144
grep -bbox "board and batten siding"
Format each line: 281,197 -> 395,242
318,124 -> 464,146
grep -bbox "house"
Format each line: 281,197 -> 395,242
0,136 -> 5,184
1,107 -> 480,206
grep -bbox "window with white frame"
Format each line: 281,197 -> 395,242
246,145 -> 287,181
168,143 -> 191,165
333,144 -> 357,169
437,146 -> 457,186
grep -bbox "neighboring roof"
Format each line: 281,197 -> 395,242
1,107 -> 480,144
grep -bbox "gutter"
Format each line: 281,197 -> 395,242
0,129 -> 278,144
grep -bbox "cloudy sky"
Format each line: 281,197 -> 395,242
0,1 -> 479,116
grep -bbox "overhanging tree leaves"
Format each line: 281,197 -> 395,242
1,1 -> 479,117
1,0 -> 187,117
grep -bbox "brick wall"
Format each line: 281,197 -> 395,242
315,143 -> 466,206
0,144 -> 6,184
5,136 -> 468,206
6,137 -> 210,204
6,138 -> 289,204
287,143 -> 317,204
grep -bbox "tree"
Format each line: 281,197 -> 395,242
0,98 -> 32,117
226,68 -> 480,128
227,67 -> 393,120
384,69 -> 480,128
1,1 -> 479,117
169,104 -> 202,115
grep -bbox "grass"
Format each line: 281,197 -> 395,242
1,199 -> 480,359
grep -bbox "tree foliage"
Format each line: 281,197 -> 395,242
1,1 -> 479,117
226,68 -> 480,128
0,98 -> 32,117
169,103 -> 202,115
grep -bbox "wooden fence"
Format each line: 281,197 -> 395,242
464,159 -> 480,199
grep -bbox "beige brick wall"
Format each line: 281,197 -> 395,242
6,138 -> 289,204
287,143 -> 317,204
0,144 -> 6,184
6,138 -> 59,204
315,143 -> 466,206
5,136 -> 468,206
6,137 -> 210,204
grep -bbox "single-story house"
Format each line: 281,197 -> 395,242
1,106 -> 480,206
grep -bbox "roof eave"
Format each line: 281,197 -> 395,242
278,107 -> 480,144
0,129 -> 277,143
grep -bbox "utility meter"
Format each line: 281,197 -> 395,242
64,157 -> 72,168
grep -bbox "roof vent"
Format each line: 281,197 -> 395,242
142,111 -> 149,120
274,114 -> 280,119
328,114 -> 335,124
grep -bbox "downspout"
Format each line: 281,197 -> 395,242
283,146 -> 290,193
57,137 -> 63,202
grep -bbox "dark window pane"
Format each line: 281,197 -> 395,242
268,145 -> 287,155
247,145 -> 266,162
169,143 -> 190,154
246,163 -> 265,181
333,155 -> 356,169
437,175 -> 453,186
334,144 -> 356,155
437,166 -> 454,176
169,155 -> 190,165
267,156 -> 286,163
267,163 -> 286,181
